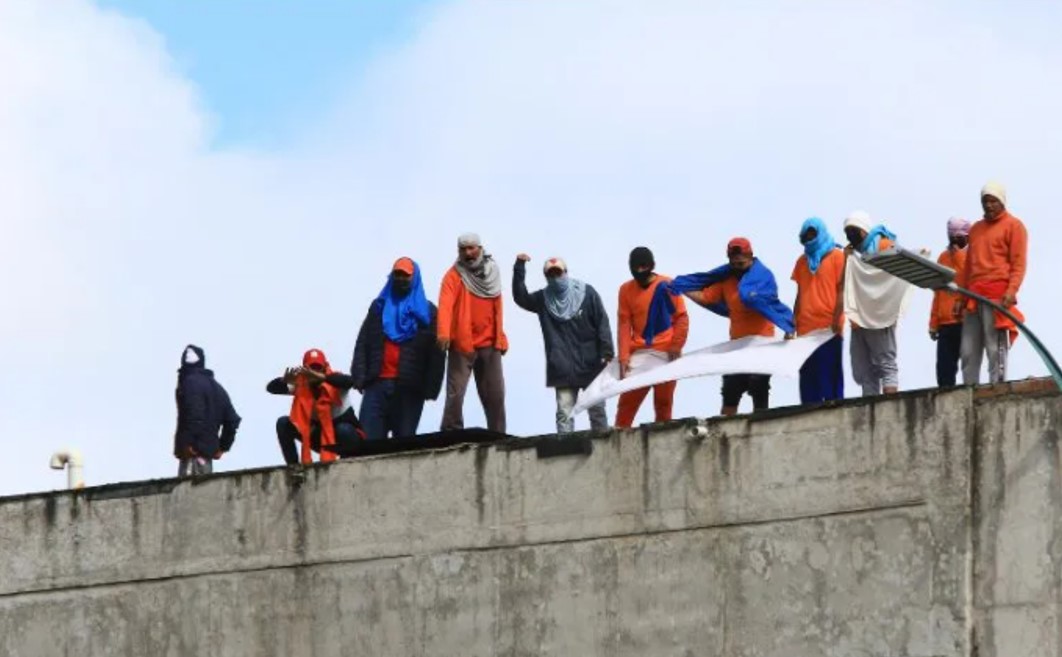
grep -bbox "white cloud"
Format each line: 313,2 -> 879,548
2,0 -> 1061,495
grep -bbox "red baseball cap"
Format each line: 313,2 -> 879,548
302,349 -> 329,369
727,237 -> 753,256
392,257 -> 415,276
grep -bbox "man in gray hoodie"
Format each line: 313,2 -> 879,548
513,254 -> 614,433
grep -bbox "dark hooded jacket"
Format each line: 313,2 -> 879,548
351,303 -> 445,399
513,260 -> 614,389
174,345 -> 241,458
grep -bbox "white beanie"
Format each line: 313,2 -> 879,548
457,232 -> 482,247
843,210 -> 872,233
981,181 -> 1007,206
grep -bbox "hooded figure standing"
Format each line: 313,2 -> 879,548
929,217 -> 971,387
437,233 -> 509,433
957,182 -> 1028,384
173,345 -> 241,477
791,217 -> 846,403
841,211 -> 908,397
513,254 -> 614,433
352,257 -> 445,440
615,246 -> 688,428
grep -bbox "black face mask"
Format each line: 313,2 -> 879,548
949,236 -> 968,250
392,280 -> 412,296
844,228 -> 864,248
631,269 -> 654,287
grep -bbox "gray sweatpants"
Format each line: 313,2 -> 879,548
850,324 -> 898,397
555,387 -> 608,434
961,302 -> 1009,385
441,347 -> 506,433
177,457 -> 213,477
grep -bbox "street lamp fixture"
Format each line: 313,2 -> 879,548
864,248 -> 1062,389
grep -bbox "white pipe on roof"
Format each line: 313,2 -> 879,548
49,449 -> 84,490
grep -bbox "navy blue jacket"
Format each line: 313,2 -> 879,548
174,346 -> 241,458
513,261 -> 614,389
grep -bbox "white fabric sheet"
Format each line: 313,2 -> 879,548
843,252 -> 912,329
572,331 -> 835,416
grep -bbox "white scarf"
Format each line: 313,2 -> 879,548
843,252 -> 912,329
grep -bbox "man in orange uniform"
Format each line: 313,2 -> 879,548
615,246 -> 688,428
686,238 -> 792,415
929,217 -> 970,387
438,233 -> 509,432
791,218 -> 846,403
958,182 -> 1028,384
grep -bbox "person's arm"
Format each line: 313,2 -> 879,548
929,290 -> 940,334
266,373 -> 295,395
436,270 -> 457,350
669,294 -> 690,355
512,257 -> 545,313
324,372 -> 356,390
350,307 -> 374,390
617,287 -> 632,366
424,306 -> 446,400
1005,220 -> 1028,303
590,287 -> 614,361
691,284 -> 724,310
217,384 -> 241,454
832,255 -> 848,334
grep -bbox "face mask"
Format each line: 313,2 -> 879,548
392,279 -> 412,296
631,269 -> 654,286
546,275 -> 570,294
949,236 -> 968,249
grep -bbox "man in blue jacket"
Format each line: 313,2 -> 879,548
513,254 -> 614,433
351,257 -> 445,440
173,345 -> 241,477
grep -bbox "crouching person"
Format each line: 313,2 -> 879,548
174,345 -> 241,477
268,348 -> 364,465
352,257 -> 445,440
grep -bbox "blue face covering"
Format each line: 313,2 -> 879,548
543,274 -> 587,321
547,275 -> 569,293
374,262 -> 432,343
799,217 -> 839,274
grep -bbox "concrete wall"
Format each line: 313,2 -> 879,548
0,384 -> 1058,656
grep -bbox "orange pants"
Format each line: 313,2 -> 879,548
615,381 -> 677,428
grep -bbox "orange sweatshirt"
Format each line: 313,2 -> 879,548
957,211 -> 1028,298
929,247 -> 967,330
703,277 -> 775,340
437,268 -> 509,354
617,276 -> 689,363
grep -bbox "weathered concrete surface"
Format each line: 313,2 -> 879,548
0,384 -> 1058,656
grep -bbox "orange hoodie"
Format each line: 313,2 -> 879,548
617,276 -> 689,363
437,267 -> 509,354
957,211 -> 1027,298
929,247 -> 967,331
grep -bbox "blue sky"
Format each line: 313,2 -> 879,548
98,0 -> 434,147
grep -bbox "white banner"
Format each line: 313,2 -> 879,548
572,331 -> 836,415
